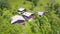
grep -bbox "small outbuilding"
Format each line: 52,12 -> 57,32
18,8 -> 26,14
38,11 -> 44,16
23,12 -> 34,21
11,15 -> 25,25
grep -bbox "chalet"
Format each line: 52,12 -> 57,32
11,15 -> 25,25
23,12 -> 34,21
18,8 -> 26,14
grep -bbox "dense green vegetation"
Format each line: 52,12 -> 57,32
0,0 -> 60,34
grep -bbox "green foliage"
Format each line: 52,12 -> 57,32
0,0 -> 60,34
0,0 -> 10,9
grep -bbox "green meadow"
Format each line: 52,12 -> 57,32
0,0 -> 60,34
